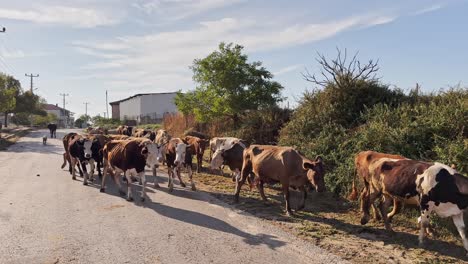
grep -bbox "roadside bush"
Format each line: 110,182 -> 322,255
92,116 -> 122,129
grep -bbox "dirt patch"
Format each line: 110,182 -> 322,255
0,128 -> 32,150
189,166 -> 468,264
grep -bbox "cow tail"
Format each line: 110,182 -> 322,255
348,167 -> 359,201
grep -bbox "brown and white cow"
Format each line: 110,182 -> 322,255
165,138 -> 195,192
155,129 -> 171,164
353,151 -> 407,222
102,140 -> 162,201
184,135 -> 208,173
416,163 -> 468,256
235,145 -> 325,216
61,132 -> 84,176
100,140 -> 128,196
361,158 -> 432,231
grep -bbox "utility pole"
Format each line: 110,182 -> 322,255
25,73 -> 39,93
83,102 -> 90,116
59,93 -> 69,127
106,90 -> 109,119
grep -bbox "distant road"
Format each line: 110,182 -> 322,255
0,129 -> 345,264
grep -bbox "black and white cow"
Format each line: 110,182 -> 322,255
68,137 -> 100,185
416,163 -> 468,256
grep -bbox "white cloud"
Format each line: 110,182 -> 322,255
132,0 -> 245,20
274,64 -> 303,76
74,13 -> 399,90
413,4 -> 444,16
0,6 -> 121,28
0,46 -> 50,59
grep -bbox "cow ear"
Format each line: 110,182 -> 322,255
303,161 -> 315,170
141,146 -> 148,155
315,156 -> 323,163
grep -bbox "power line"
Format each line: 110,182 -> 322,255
25,73 -> 39,93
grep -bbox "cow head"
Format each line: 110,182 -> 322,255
174,142 -> 187,166
210,149 -> 224,170
140,141 -> 162,167
78,138 -> 93,159
303,156 -> 325,192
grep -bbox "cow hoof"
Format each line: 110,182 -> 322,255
168,186 -> 174,193
154,183 -> 161,188
126,197 -> 134,202
138,181 -> 142,185
83,182 -> 88,186
191,184 -> 196,191
234,196 -> 239,203
285,211 -> 293,217
119,190 -> 126,196
180,183 -> 186,188
61,164 -> 66,169
72,176 -> 76,180
100,188 -> 105,193
140,197 -> 145,202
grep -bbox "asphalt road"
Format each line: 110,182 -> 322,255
0,129 -> 345,264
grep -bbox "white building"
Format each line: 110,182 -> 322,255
110,92 -> 178,124
44,104 -> 74,128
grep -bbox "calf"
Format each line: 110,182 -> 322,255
165,138 -> 195,191
416,163 -> 468,256
235,145 -> 325,216
104,140 -> 161,201
100,140 -> 129,196
184,135 -> 208,173
353,150 -> 407,222
362,159 -> 432,231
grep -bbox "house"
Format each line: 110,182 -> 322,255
43,104 -> 74,128
109,92 -> 178,124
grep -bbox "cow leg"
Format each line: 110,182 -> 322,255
452,213 -> 468,256
187,165 -> 196,191
361,189 -> 380,225
257,180 -> 268,202
282,184 -> 292,216
297,185 -> 307,211
387,199 -> 401,222
97,160 -> 102,178
168,167 -> 176,192
89,160 -> 95,182
372,203 -> 382,221
152,165 -> 160,188
61,152 -> 68,169
234,162 -> 251,203
82,161 -> 89,186
380,194 -> 393,231
71,158 -> 77,180
100,163 -> 109,192
176,167 -> 186,187
77,161 -> 84,177
139,171 -> 146,202
125,172 -> 134,201
418,208 -> 431,247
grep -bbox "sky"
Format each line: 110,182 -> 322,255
0,0 -> 467,117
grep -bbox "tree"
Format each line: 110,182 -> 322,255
0,73 -> 19,127
175,42 -> 284,123
74,114 -> 90,128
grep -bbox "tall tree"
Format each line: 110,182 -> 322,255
175,42 -> 283,123
0,73 -> 20,127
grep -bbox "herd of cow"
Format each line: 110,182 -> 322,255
56,125 -> 468,256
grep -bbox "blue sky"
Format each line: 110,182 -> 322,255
0,0 -> 467,117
